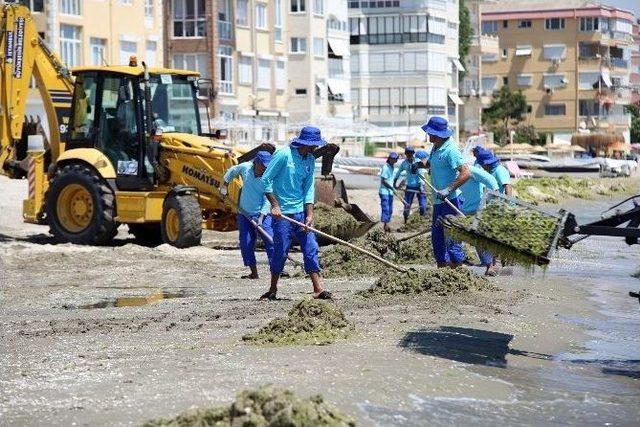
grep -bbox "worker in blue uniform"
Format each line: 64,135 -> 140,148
394,146 -> 428,222
221,151 -> 274,279
473,146 -> 513,196
260,126 -> 332,300
379,152 -> 399,232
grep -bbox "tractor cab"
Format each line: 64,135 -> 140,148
67,63 -> 201,191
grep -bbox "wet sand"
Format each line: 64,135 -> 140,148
1,175 -> 639,426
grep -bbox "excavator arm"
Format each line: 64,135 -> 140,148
0,2 -> 73,178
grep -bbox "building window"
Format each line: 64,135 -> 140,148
60,0 -> 80,15
119,41 -> 136,66
518,20 -> 531,28
276,60 -> 286,90
313,37 -> 324,57
545,104 -> 566,116
23,0 -> 44,12
60,24 -> 81,66
502,76 -> 508,86
545,18 -> 565,31
291,0 -> 306,13
579,100 -> 600,116
543,44 -> 566,61
236,0 -> 248,25
579,17 -> 599,32
290,37 -> 307,53
145,0 -> 154,18
482,20 -> 498,34
257,59 -> 271,89
255,3 -> 267,29
274,0 -> 283,41
295,88 -> 307,95
515,45 -> 532,57
502,20 -> 508,28
349,14 -> 445,46
145,40 -> 157,66
90,38 -> 106,66
238,56 -> 252,85
314,0 -> 323,15
501,48 -> 507,58
218,46 -> 233,94
517,74 -> 532,87
543,73 -> 567,89
118,0 -> 132,4
173,0 -> 206,37
481,76 -> 497,93
578,72 -> 601,90
173,53 -> 210,77
447,22 -> 457,38
351,53 -> 359,73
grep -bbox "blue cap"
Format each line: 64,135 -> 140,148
388,152 -> 399,160
254,150 -> 272,166
291,126 -> 327,147
421,116 -> 453,139
405,146 -> 416,153
415,150 -> 429,160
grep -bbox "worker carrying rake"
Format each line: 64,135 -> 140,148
378,152 -> 399,232
394,146 -> 429,222
259,126 -> 332,301
220,151 -> 274,280
423,117 -> 471,268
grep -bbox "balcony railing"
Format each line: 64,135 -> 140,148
218,21 -> 232,41
470,34 -> 499,55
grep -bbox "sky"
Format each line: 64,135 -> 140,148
605,0 -> 640,17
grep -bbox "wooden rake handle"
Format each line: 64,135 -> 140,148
279,215 -> 408,273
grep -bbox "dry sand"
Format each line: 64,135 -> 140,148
1,175 -> 638,426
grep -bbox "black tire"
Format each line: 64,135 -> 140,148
46,164 -> 117,245
128,223 -> 163,246
161,193 -> 202,248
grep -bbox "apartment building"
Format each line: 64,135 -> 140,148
631,21 -> 640,106
459,0 -> 499,135
348,0 -> 462,141
25,0 -> 163,67
287,0 -> 352,124
481,2 -> 635,142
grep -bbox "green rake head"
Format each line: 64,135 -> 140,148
442,192 -> 569,267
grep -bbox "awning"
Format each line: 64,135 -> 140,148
327,78 -> 348,95
448,93 -> 464,105
515,46 -> 532,57
601,68 -> 613,87
327,38 -> 349,57
452,58 -> 466,72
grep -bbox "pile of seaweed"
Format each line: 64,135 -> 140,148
242,299 -> 354,346
143,385 -> 355,427
358,268 -> 491,298
514,176 -> 629,205
314,202 -> 361,237
321,229 -> 434,278
397,211 -> 432,232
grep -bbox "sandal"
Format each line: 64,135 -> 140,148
259,291 -> 278,301
314,290 -> 333,300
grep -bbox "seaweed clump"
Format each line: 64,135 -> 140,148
242,299 -> 354,346
314,202 -> 361,237
398,211 -> 432,232
358,268 -> 491,298
395,235 -> 434,264
514,176 -> 630,205
143,384 -> 355,427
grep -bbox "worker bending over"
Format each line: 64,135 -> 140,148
260,126 -> 332,300
379,152 -> 399,232
394,146 -> 428,222
473,147 -> 513,196
459,164 -> 500,276
423,117 -> 470,268
221,151 -> 274,279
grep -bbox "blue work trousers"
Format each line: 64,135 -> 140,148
379,194 -> 393,223
270,212 -> 321,275
404,186 -> 427,216
431,198 -> 466,265
237,214 -> 274,267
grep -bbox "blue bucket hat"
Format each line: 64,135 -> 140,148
388,152 -> 399,160
475,149 -> 499,167
415,150 -> 429,160
253,150 -> 272,167
291,126 -> 327,147
421,116 -> 453,139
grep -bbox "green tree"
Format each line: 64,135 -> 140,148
482,86 -> 528,144
458,0 -> 473,79
625,104 -> 640,143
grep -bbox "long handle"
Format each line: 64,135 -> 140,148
280,215 -> 408,273
397,229 -> 432,243
418,174 -> 466,218
246,215 -> 302,267
392,189 -> 410,208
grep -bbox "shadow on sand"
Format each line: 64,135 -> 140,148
0,232 -> 144,247
399,326 -> 552,368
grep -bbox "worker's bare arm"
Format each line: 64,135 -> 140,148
266,193 -> 282,218
449,164 -> 471,191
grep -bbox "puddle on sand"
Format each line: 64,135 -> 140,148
64,290 -> 199,309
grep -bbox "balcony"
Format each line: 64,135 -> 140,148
470,34 -> 499,56
218,21 -> 232,41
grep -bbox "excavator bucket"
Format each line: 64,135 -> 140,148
313,143 -> 377,244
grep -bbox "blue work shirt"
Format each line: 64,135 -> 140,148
223,161 -> 270,215
379,162 -> 397,196
429,138 -> 465,204
261,146 -> 315,214
460,165 -> 499,215
490,164 -> 511,193
395,159 -> 422,188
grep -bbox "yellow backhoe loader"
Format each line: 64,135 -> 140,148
1,3 -> 372,248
